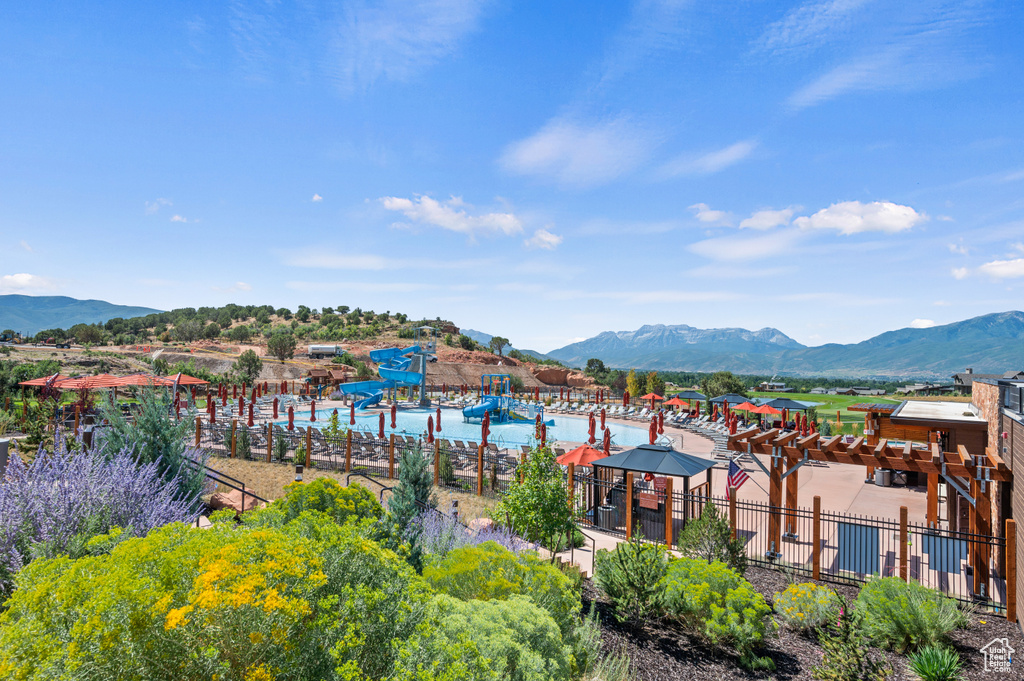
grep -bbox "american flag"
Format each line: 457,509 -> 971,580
726,459 -> 749,500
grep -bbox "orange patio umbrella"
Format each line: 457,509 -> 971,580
751,404 -> 782,415
639,392 -> 664,409
733,401 -> 758,412
663,396 -> 689,410
557,444 -> 606,467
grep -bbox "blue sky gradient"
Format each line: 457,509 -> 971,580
2,1 -> 1023,351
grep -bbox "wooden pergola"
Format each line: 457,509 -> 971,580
726,403 -> 1010,597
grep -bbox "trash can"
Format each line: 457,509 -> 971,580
874,469 -> 891,487
598,505 -> 618,530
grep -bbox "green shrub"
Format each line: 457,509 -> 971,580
273,478 -> 382,526
907,645 -> 963,681
675,500 -> 747,575
659,557 -> 771,655
396,594 -> 573,681
235,428 -> 252,460
594,535 -> 667,624
774,582 -> 839,632
438,450 -> 455,484
855,577 -> 968,652
273,434 -> 289,462
813,598 -> 891,681
423,541 -> 580,637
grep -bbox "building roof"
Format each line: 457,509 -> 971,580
890,400 -> 986,426
591,444 -> 716,478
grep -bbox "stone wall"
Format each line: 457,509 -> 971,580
972,380 -> 1001,453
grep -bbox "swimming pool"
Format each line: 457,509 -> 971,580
277,405 -> 654,448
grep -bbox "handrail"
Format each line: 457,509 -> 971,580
345,472 -> 395,502
182,457 -> 269,506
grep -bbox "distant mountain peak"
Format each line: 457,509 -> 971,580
0,294 -> 162,335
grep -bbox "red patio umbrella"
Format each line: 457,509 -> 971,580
623,389 -> 630,407
287,406 -> 294,431
239,395 -> 245,417
247,403 -> 254,427
481,418 -> 488,447
640,393 -> 664,410
310,400 -> 316,422
222,392 -> 227,407
600,407 -> 606,430
272,397 -> 279,419
436,406 -> 442,432
588,413 -> 596,445
242,382 -> 247,398
427,415 -> 434,444
378,412 -> 385,438
280,381 -> 286,393
648,418 -> 656,444
391,403 -> 397,429
233,384 -> 238,399
535,386 -> 540,400
560,387 -> 564,400
210,405 -> 216,424
175,397 -> 180,419
658,410 -> 664,434
603,427 -> 611,456
251,388 -> 256,403
557,444 -> 606,467
263,381 -> 268,393
350,403 -> 355,425
540,421 -> 546,447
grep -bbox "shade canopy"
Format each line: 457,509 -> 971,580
663,397 -> 689,407
733,401 -> 758,411
763,397 -> 811,411
591,444 -> 716,478
638,393 -> 664,401
751,404 -> 782,415
18,374 -> 70,386
18,372 -> 209,389
557,444 -> 607,467
710,393 -> 749,404
673,390 -> 706,401
55,374 -> 124,390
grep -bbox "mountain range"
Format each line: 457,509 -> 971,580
461,329 -> 555,362
546,312 -> 1024,379
0,295 -> 161,336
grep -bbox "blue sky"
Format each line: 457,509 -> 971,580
2,0 -> 1023,352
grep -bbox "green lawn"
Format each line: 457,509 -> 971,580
751,391 -> 901,433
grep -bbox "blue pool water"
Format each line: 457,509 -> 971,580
277,405 -> 653,448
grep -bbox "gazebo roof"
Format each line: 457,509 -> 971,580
763,397 -> 811,411
710,393 -> 748,404
590,444 -> 716,478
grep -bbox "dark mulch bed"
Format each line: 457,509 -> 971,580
582,566 -> 1023,680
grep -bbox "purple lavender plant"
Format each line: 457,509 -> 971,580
411,509 -> 533,557
0,429 -> 202,593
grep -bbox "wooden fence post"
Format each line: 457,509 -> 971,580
433,441 -> 440,486
195,416 -> 201,447
813,496 -> 821,581
266,423 -> 272,463
1007,518 -> 1017,624
729,491 -> 737,541
625,472 -> 634,540
477,445 -> 484,496
231,419 -> 237,458
345,430 -> 352,473
665,477 -> 674,549
305,427 -> 311,468
899,506 -> 909,582
388,433 -> 395,479
73,405 -> 79,434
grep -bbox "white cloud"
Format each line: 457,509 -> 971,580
145,198 -> 172,214
379,195 -> 521,237
977,258 -> 1024,279
951,267 -> 969,280
910,318 -> 937,328
755,0 -> 872,55
1012,242 -> 1024,254
739,207 -> 797,230
499,118 -> 653,188
0,273 -> 58,294
688,228 -> 802,262
793,200 -> 925,234
18,240 -> 32,252
948,242 -> 969,255
524,228 -> 563,250
688,203 -> 730,225
212,281 -> 253,293
170,215 -> 189,223
312,194 -> 323,202
788,49 -> 902,110
282,249 -> 491,271
661,140 -> 758,176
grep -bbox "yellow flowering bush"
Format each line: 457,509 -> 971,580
773,582 -> 839,632
275,478 -> 383,525
0,515 -> 424,681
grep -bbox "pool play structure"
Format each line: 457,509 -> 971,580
462,374 -> 553,426
333,327 -> 437,408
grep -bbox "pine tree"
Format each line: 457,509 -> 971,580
388,443 -> 435,534
676,500 -> 748,575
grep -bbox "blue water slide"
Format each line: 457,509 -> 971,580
335,380 -> 392,408
463,396 -> 500,420
369,345 -> 419,363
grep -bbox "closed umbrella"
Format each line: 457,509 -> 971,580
481,418 -> 489,447
648,418 -> 656,445
287,406 -> 294,431
436,406 -> 442,432
623,390 -> 630,407
263,381 -> 268,394
273,397 -> 279,419
210,403 -> 216,424
239,395 -> 245,417
603,427 -> 611,456
391,403 -> 397,429
310,400 -> 316,422
233,384 -> 238,399
175,396 -> 180,420
540,421 -> 546,447
247,403 -> 254,427
658,410 -> 664,434
427,415 -> 434,444
378,412 -> 385,438
588,413 -> 596,445
222,392 -> 227,407
350,403 -> 355,425
600,407 -> 606,430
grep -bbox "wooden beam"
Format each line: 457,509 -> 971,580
797,432 -> 820,449
821,435 -> 843,453
983,447 -> 1009,472
958,445 -> 974,468
751,428 -> 780,445
768,453 -> 783,555
847,437 -> 864,453
902,441 -> 913,461
931,442 -> 942,465
874,438 -> 888,456
728,427 -> 760,443
725,441 -> 1011,481
775,430 -> 800,447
